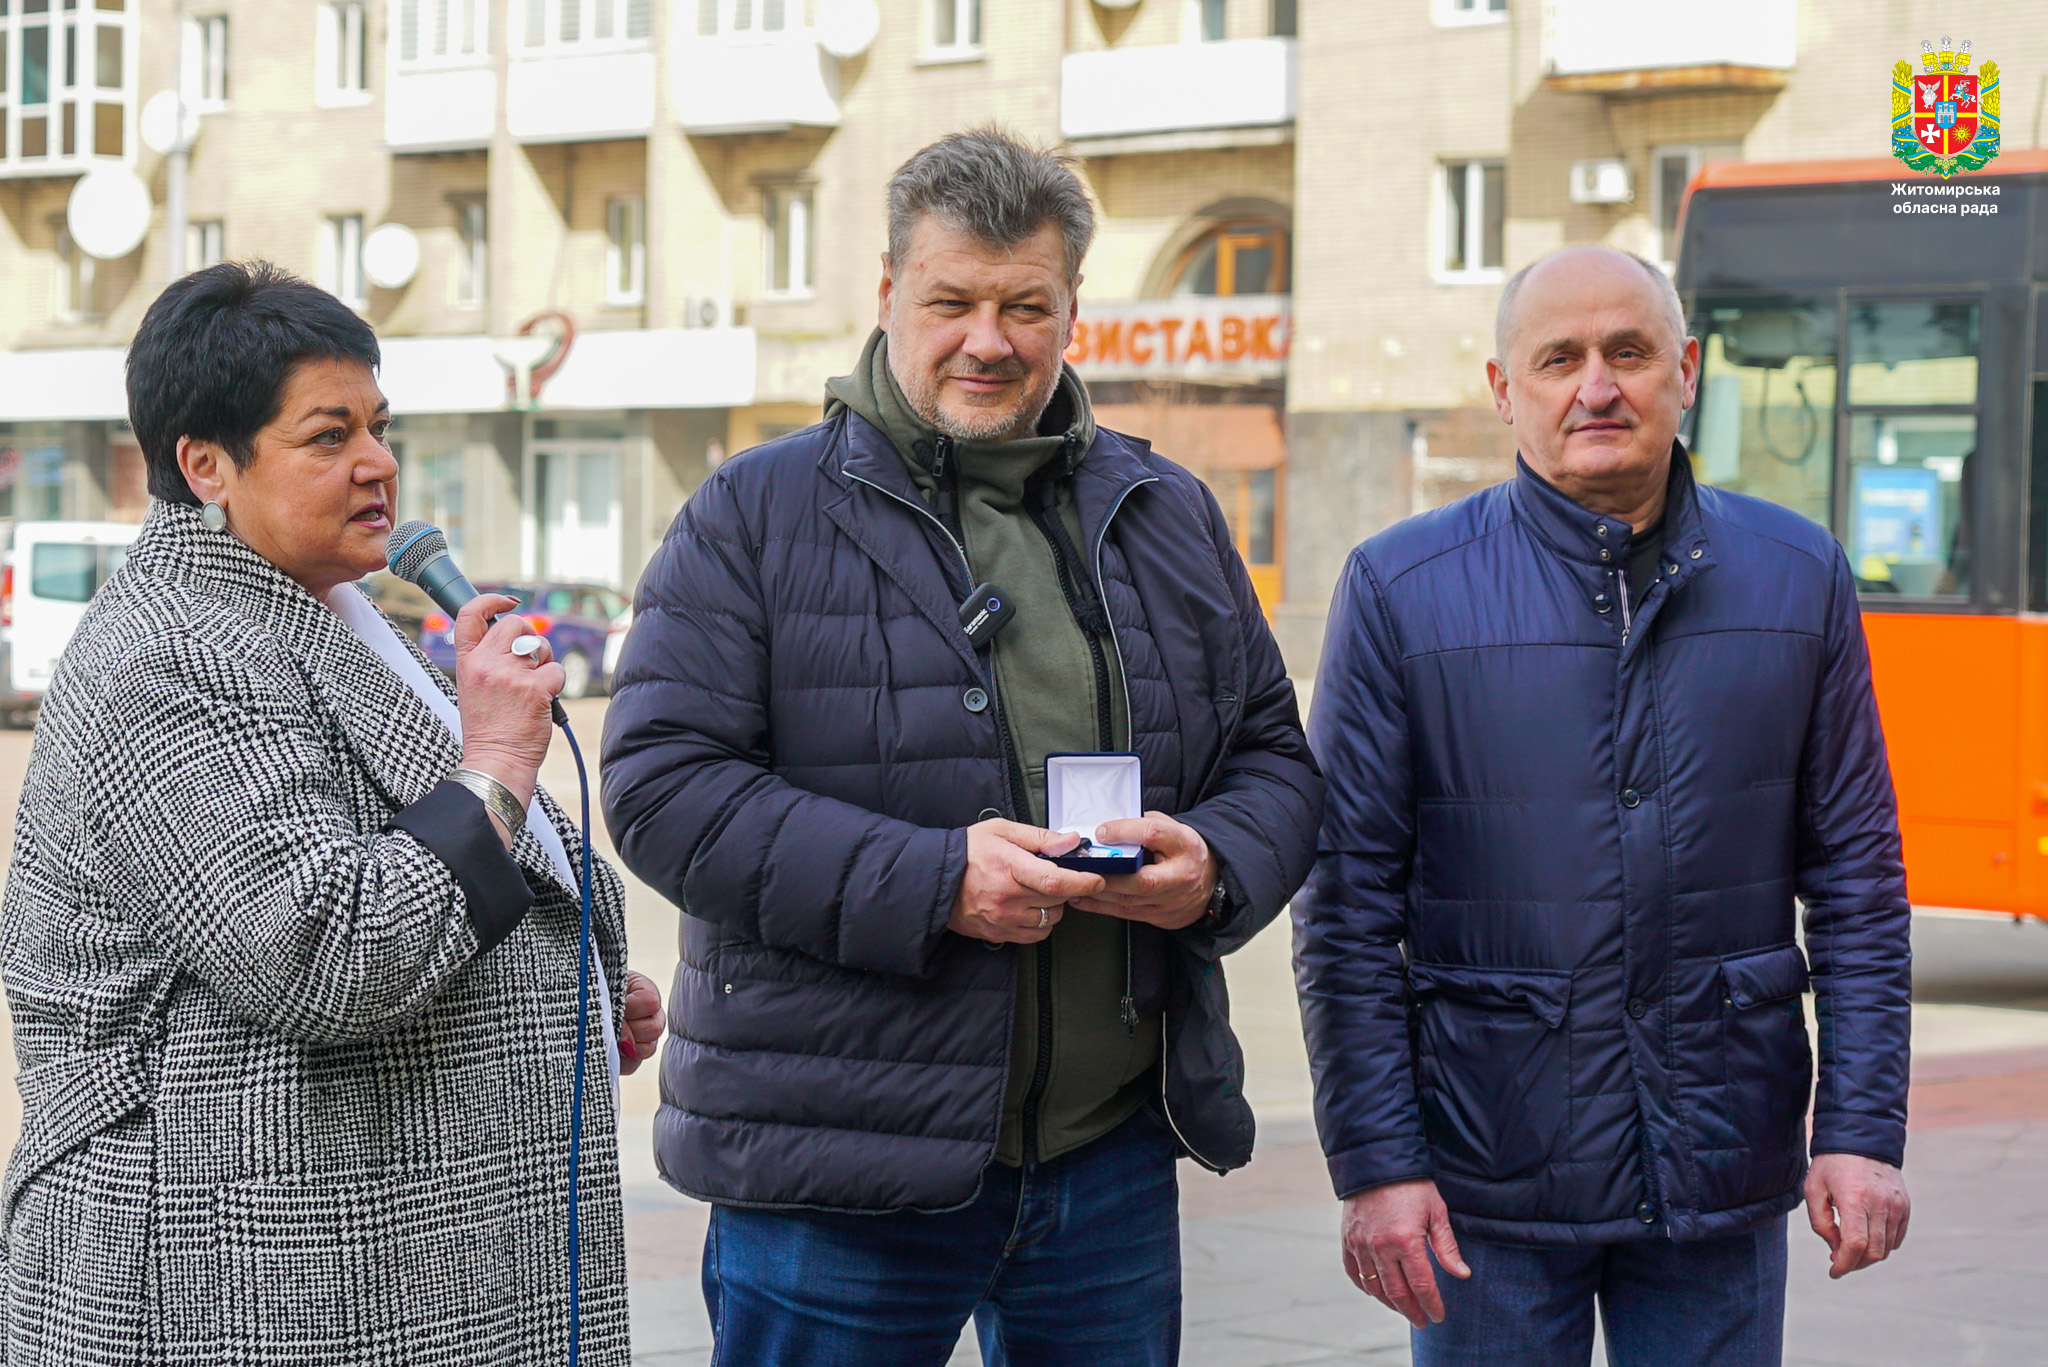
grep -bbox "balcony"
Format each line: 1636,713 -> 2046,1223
673,33 -> 840,134
507,46 -> 657,143
1543,0 -> 1796,93
0,5 -> 135,178
1060,37 -> 1296,152
385,65 -> 495,152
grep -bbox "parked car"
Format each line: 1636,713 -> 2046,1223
0,520 -> 143,722
355,571 -> 438,644
418,581 -> 628,700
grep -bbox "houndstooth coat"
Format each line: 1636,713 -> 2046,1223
0,499 -> 630,1365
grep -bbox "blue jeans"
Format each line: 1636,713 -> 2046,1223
702,1109 -> 1182,1366
1412,1216 -> 1789,1367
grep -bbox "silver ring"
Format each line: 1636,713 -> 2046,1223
1036,907 -> 1050,929
511,634 -> 544,659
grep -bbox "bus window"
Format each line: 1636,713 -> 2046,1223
1846,415 -> 1972,598
2031,379 -> 2048,614
1691,299 -> 1836,529
1847,300 -> 1978,406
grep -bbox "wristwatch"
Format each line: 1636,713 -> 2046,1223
1206,874 -> 1231,922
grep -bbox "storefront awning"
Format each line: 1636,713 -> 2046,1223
0,327 -> 759,424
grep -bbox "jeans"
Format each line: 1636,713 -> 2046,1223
702,1109 -> 1182,1367
1411,1215 -> 1789,1367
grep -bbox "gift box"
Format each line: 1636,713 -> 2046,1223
1044,751 -> 1145,875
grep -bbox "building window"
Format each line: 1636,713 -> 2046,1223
317,1 -> 370,104
523,0 -> 652,49
3,0 -> 136,168
1439,160 -> 1504,280
54,220 -> 97,322
1436,0 -> 1506,24
187,219 -> 225,271
1190,0 -> 1227,41
395,0 -> 489,65
1169,224 -> 1290,297
927,0 -> 980,55
453,197 -> 487,308
697,0 -> 787,37
1650,143 -> 1740,269
184,15 -> 230,108
605,196 -> 645,305
763,186 -> 813,298
1270,0 -> 1297,37
321,213 -> 366,306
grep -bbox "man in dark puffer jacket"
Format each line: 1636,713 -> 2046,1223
1296,246 -> 1911,1367
602,129 -> 1321,1365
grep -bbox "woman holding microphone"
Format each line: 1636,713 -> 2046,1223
0,261 -> 659,1363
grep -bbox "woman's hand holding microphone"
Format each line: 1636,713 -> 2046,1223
452,594 -> 564,849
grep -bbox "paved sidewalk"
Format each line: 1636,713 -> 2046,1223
620,911 -> 2048,1364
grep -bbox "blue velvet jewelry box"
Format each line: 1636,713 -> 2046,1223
1044,751 -> 1145,875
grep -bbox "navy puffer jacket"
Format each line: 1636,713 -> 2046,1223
603,411 -> 1322,1212
1296,450 -> 1910,1245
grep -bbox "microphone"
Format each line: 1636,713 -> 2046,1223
386,519 -> 567,726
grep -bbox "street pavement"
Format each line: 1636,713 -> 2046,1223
2,698 -> 2046,1363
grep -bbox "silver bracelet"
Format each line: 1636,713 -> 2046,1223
450,767 -> 527,843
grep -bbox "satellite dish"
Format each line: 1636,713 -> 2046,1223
66,168 -> 153,260
362,223 -> 421,290
816,0 -> 881,58
139,90 -> 201,155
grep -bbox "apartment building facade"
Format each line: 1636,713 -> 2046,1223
1,0 -> 2043,671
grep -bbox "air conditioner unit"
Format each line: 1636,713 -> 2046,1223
681,296 -> 733,329
1569,158 -> 1633,205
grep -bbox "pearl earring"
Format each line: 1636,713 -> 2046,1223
201,501 -> 227,533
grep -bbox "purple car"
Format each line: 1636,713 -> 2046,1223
419,581 -> 629,700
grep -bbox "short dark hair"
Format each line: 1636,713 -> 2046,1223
887,126 -> 1096,285
127,260 -> 382,506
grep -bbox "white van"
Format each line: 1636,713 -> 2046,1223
0,520 -> 141,718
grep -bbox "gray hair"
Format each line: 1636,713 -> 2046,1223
887,126 -> 1097,285
1494,246 -> 1688,359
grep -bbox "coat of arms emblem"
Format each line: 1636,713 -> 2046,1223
1893,39 -> 2001,178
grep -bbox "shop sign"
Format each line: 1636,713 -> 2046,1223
1065,294 -> 1290,382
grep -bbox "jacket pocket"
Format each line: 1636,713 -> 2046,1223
210,1166 -> 519,1359
1717,943 -> 1813,1162
1409,963 -> 1572,1182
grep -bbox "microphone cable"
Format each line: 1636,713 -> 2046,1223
558,713 -> 596,1367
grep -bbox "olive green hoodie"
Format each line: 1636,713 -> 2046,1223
825,330 -> 1162,1164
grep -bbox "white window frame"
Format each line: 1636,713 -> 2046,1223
0,3 -> 138,173
762,185 -> 814,300
391,0 -> 490,69
694,0 -> 792,41
1434,0 -> 1508,28
922,0 -> 982,60
187,219 -> 226,271
520,0 -> 653,52
452,197 -> 487,308
1185,0 -> 1228,43
605,196 -> 645,305
316,1 -> 372,106
54,220 -> 98,323
183,15 -> 231,111
321,213 -> 367,308
1436,159 -> 1505,283
1649,142 -> 1740,271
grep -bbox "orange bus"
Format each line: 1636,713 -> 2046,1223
1676,151 -> 2048,916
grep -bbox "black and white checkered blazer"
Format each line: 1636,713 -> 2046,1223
0,499 -> 630,1364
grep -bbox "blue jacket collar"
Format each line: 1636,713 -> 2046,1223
1509,441 -> 1712,574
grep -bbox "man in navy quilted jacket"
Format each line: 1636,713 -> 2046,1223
603,128 -> 1321,1364
1295,245 -> 1912,1366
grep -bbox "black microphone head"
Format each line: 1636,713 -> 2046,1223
386,521 -> 448,585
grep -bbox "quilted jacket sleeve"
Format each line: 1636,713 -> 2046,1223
1173,476 -> 1325,960
601,469 -> 963,979
93,632 -> 491,1044
1293,548 -> 1433,1197
1798,546 -> 1913,1168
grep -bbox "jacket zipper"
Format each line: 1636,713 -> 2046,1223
1617,567 -> 1633,649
